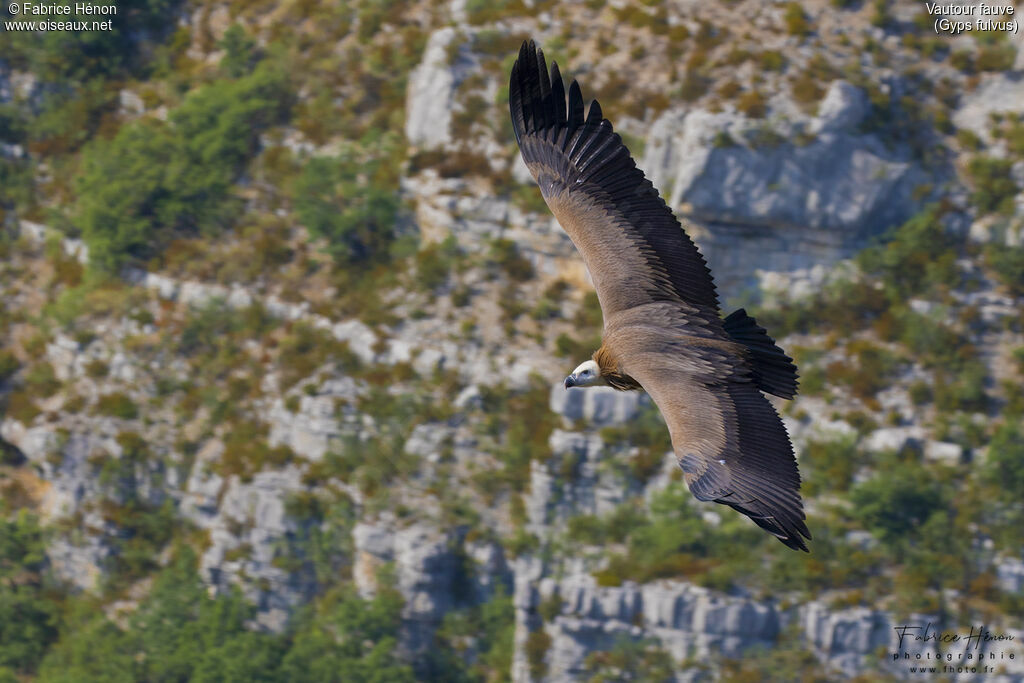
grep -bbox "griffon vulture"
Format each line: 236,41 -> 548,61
509,41 -> 811,551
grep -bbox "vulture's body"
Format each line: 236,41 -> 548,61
510,41 -> 811,551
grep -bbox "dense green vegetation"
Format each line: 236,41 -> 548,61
291,143 -> 402,267
30,548 -> 418,683
0,514 -> 514,682
76,63 -> 292,270
0,512 -> 59,677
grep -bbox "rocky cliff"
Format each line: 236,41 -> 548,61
2,0 -> 1024,680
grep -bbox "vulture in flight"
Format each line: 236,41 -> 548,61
509,41 -> 811,552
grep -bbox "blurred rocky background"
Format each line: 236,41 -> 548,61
1,0 -> 1023,681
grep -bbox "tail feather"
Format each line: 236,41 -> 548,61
724,308 -> 798,400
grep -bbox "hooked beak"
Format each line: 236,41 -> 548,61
564,374 -> 576,389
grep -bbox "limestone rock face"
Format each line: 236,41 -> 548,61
513,572 -> 777,681
0,417 -> 170,590
353,519 -> 512,656
406,28 -> 477,149
641,90 -> 932,293
998,557 -> 1024,594
549,383 -> 649,427
810,80 -> 870,135
264,377 -> 359,461
953,73 -> 1024,142
195,466 -> 314,632
802,602 -> 893,672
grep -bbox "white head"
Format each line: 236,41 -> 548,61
564,359 -> 603,389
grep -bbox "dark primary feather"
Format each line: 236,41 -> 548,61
509,39 -> 719,315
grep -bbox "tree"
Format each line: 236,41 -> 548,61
850,463 -> 946,549
279,569 -> 415,683
0,511 -> 59,674
75,63 -> 291,270
40,548 -> 284,682
292,148 -> 401,267
220,24 -> 259,78
984,423 -> 1024,505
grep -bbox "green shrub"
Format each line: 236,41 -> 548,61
95,392 -> 138,420
803,434 -> 860,497
737,90 -> 767,118
415,236 -> 460,291
84,359 -> 109,379
965,157 -> 1016,215
509,182 -> 550,214
791,71 -> 824,108
976,43 -> 1015,72
1005,119 -> 1024,157
292,147 -> 401,267
984,244 -> 1024,296
220,420 -> 295,482
908,380 -> 932,405
864,0 -> 888,26
856,206 -> 958,299
850,464 -> 946,549
525,629 -> 552,679
100,498 -> 177,583
950,50 -> 974,73
721,629 -> 825,681
531,279 -> 569,321
717,80 -> 742,100
784,3 -> 810,36
933,360 -> 989,413
574,291 -> 603,329
41,548 -> 283,681
827,341 -> 903,406
279,563 -> 414,679
555,332 -> 596,360
584,637 -> 676,682
712,131 -> 736,148
0,351 -> 20,383
478,378 -> 557,492
2,390 -> 41,424
758,50 -> 785,71
677,73 -> 708,102
568,504 -> 646,546
798,365 -> 825,395
0,0 -> 181,83
488,238 -> 534,282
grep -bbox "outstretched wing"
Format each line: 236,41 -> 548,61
612,326 -> 811,551
509,40 -> 720,324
